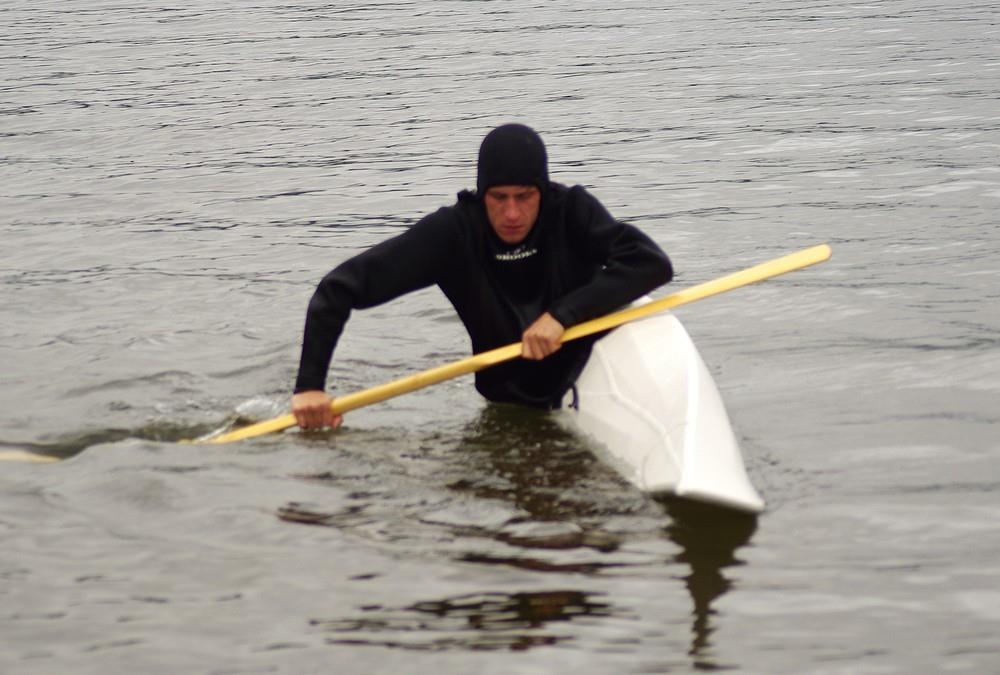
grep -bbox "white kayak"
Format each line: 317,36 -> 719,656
561,305 -> 765,514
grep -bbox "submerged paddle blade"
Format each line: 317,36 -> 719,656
0,449 -> 61,463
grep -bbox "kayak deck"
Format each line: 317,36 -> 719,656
562,308 -> 764,514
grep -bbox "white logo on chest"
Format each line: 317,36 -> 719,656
495,246 -> 538,262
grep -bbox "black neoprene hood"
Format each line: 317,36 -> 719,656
476,123 -> 550,195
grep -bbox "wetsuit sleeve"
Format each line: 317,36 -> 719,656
547,187 -> 673,327
294,210 -> 458,392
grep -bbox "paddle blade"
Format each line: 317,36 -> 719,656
0,450 -> 61,463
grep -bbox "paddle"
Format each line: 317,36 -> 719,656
0,449 -> 60,463
202,243 -> 832,444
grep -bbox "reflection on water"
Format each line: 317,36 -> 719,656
305,500 -> 755,663
295,404 -> 758,665
451,405 -> 759,666
663,497 -> 758,668
311,590 -> 612,652
448,403 -> 632,519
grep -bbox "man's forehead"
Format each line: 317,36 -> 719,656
486,185 -> 540,196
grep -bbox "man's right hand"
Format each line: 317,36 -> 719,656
292,390 -> 344,430
522,312 -> 565,360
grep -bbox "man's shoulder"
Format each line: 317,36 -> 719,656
413,197 -> 468,229
545,183 -> 610,226
547,182 -> 602,207
404,193 -> 482,246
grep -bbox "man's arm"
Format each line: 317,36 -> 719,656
292,210 -> 459,428
548,186 -> 672,328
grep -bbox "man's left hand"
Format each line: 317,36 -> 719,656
522,312 -> 565,360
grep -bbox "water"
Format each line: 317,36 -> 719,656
3,1 -> 999,672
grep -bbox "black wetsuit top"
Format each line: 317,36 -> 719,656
294,182 -> 673,408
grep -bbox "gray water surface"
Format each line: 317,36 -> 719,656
3,1 -> 999,673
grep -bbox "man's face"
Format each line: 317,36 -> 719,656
484,185 -> 541,245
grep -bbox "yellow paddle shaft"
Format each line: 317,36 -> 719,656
204,243 -> 831,444
0,450 -> 61,463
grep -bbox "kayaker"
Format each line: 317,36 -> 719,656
292,123 -> 673,429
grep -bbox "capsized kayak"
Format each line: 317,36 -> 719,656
561,305 -> 764,514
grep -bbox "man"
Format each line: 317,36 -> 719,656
292,123 -> 672,429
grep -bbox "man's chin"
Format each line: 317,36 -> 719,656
498,228 -> 529,244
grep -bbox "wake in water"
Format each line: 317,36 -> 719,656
0,421 -> 217,461
0,395 -> 294,461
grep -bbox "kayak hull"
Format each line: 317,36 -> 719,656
562,308 -> 764,514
